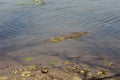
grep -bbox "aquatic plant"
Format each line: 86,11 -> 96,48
34,0 -> 39,3
16,0 -> 46,5
27,65 -> 38,70
49,60 -> 56,66
34,0 -> 46,5
24,57 -> 34,61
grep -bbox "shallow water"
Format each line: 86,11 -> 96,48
0,0 -> 120,72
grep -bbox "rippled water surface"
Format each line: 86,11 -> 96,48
0,0 -> 120,71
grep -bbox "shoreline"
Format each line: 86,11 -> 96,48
0,58 -> 120,80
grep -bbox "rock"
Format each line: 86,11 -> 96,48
79,70 -> 85,75
108,62 -> 114,66
88,73 -> 94,77
41,68 -> 49,73
11,70 -> 18,74
21,71 -> 31,77
0,76 -> 8,80
72,76 -> 82,80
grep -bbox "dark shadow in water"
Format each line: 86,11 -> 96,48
0,44 -> 24,54
0,40 -> 43,54
0,53 -> 22,64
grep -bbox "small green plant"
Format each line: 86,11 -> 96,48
49,61 -> 56,65
24,57 -> 34,61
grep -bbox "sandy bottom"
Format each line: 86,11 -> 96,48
0,51 -> 120,80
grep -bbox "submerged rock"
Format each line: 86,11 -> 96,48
41,68 -> 49,73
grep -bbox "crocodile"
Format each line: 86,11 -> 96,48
43,32 -> 88,43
